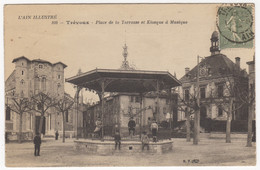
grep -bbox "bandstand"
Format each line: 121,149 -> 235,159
66,68 -> 181,154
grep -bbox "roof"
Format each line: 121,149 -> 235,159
180,54 -> 247,83
53,62 -> 67,68
12,56 -> 67,68
66,68 -> 181,93
12,56 -> 30,63
246,60 -> 254,65
211,31 -> 219,39
32,59 -> 52,65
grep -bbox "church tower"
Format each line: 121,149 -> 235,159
210,31 -> 221,55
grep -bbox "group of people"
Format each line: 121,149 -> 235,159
31,116 -> 157,156
114,117 -> 159,151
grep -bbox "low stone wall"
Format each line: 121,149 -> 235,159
209,132 -> 247,140
74,139 -> 173,155
6,131 -> 33,142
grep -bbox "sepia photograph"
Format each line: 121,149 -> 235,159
2,2 -> 256,167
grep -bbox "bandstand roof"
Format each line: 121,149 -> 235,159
66,69 -> 181,93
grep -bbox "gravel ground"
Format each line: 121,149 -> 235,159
5,137 -> 256,167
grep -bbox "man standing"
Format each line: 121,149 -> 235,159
128,117 -> 136,136
34,132 -> 41,156
55,130 -> 59,140
151,120 -> 158,142
114,130 -> 121,150
94,117 -> 102,138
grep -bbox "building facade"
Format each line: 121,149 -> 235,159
5,56 -> 68,139
177,31 -> 249,124
246,56 -> 255,120
83,92 -> 176,137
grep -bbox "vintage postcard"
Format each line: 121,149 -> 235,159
3,3 -> 255,167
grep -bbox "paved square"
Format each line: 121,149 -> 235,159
5,137 -> 256,167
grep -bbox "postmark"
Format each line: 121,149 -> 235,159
217,5 -> 254,49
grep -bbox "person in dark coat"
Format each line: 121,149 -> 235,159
114,131 -> 121,150
128,117 -> 136,136
55,130 -> 59,140
34,132 -> 41,156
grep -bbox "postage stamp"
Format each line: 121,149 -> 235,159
217,4 -> 254,49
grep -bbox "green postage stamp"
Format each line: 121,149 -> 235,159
217,4 -> 254,49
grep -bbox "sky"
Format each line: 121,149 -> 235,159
4,4 -> 255,102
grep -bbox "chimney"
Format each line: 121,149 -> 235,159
185,67 -> 190,74
235,57 -> 240,68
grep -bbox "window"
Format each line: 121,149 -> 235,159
35,77 -> 40,90
185,107 -> 188,118
200,87 -> 206,99
136,108 -> 140,115
58,75 -> 61,79
42,77 -> 46,91
39,64 -> 43,69
218,85 -> 224,97
135,96 -> 140,103
163,107 -> 167,114
22,62 -> 24,66
20,79 -> 25,85
130,96 -> 134,102
22,70 -> 24,75
166,98 -> 170,105
218,107 -> 223,116
20,90 -> 24,97
65,110 -> 69,122
6,106 -> 11,120
184,89 -> 189,101
50,114 -> 51,130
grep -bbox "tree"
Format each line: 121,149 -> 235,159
55,95 -> 74,143
31,92 -> 57,135
237,81 -> 255,147
208,67 -> 248,143
175,90 -> 198,142
8,96 -> 31,143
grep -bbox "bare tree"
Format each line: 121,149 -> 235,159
208,68 -> 248,143
55,95 -> 75,143
7,96 -> 31,143
175,91 -> 198,142
238,81 -> 255,147
31,92 -> 57,135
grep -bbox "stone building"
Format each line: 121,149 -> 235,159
83,92 -> 175,137
177,31 -> 248,124
5,56 -> 68,139
246,56 -> 255,120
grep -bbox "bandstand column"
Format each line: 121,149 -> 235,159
139,93 -> 143,138
156,79 -> 160,122
101,80 -> 105,141
75,86 -> 82,140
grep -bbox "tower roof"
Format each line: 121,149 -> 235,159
211,31 -> 219,40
